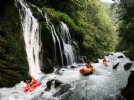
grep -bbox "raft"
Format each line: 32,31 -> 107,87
79,67 -> 94,76
23,81 -> 41,92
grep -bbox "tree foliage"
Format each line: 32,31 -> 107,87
116,0 -> 134,60
69,0 -> 118,59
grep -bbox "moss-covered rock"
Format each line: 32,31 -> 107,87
0,0 -> 29,87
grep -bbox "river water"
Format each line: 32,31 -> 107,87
0,52 -> 133,100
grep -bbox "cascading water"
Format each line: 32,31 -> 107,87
15,0 -> 42,78
45,14 -> 64,67
60,22 -> 75,65
44,14 -> 75,67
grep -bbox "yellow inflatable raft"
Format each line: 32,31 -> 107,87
84,67 -> 95,73
79,67 -> 95,76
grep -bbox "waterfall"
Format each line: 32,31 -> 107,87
16,0 -> 75,73
45,14 -> 64,67
15,0 -> 42,78
60,22 -> 75,65
45,14 -> 75,66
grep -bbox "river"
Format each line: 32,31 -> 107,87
0,52 -> 133,100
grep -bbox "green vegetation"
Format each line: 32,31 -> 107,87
42,7 -> 83,34
0,0 -> 29,87
116,0 -> 134,60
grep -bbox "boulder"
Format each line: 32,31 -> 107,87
121,71 -> 134,100
70,65 -> 77,69
111,54 -> 114,55
45,79 -> 62,91
118,56 -> 123,58
113,63 -> 119,69
55,68 -> 66,75
124,63 -> 132,70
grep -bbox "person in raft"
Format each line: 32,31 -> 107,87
24,77 -> 43,92
26,78 -> 38,85
86,60 -> 93,68
26,77 -> 42,88
103,58 -> 107,63
102,58 -> 108,66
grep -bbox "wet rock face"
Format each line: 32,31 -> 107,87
0,0 -> 29,87
121,71 -> 134,100
124,63 -> 132,70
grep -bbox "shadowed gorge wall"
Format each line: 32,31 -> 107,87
0,0 -> 29,87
